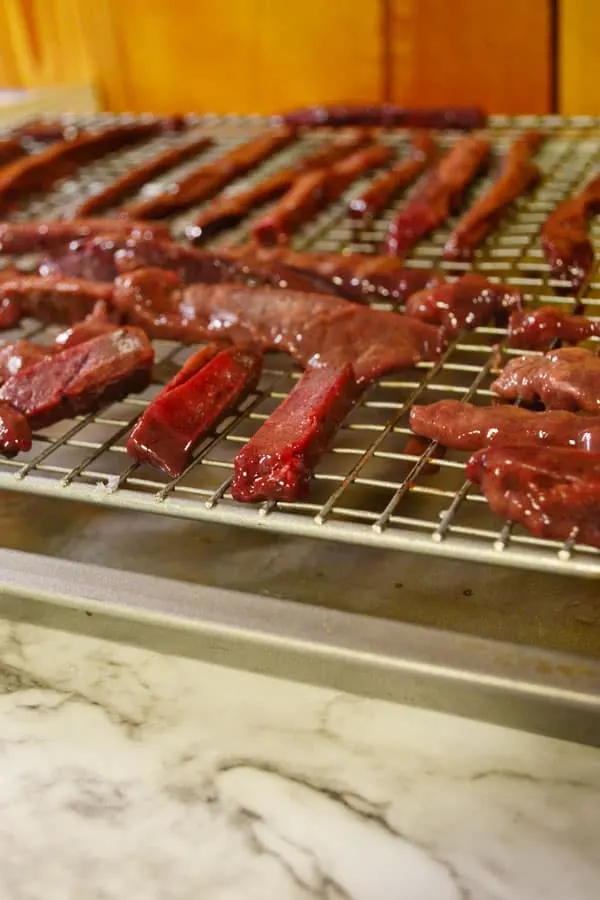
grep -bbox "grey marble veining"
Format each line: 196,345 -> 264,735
0,618 -> 599,899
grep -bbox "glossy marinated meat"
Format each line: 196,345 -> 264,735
508,306 -> 600,350
12,116 -> 185,144
186,132 -> 371,242
541,172 -> 600,291
0,139 -> 25,167
386,135 -> 491,256
278,105 -> 487,130
74,135 -> 213,216
409,399 -> 600,452
232,245 -> 439,303
349,132 -> 436,220
0,402 -> 32,456
0,274 -> 113,327
253,143 -> 394,245
231,364 -> 358,502
0,339 -> 49,382
54,302 -> 119,349
113,269 -> 439,383
122,128 -> 295,219
405,273 -> 522,337
491,347 -> 600,412
466,445 -> 600,549
42,234 -> 432,302
0,328 -> 153,437
0,122 -> 170,212
0,218 -> 170,255
127,343 -> 262,477
443,131 -> 544,261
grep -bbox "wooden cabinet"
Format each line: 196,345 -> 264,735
1,0 -> 553,114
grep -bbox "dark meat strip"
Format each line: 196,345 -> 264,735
0,274 -> 113,327
385,135 -> 491,256
127,343 -> 263,478
74,135 -> 213,217
0,328 -> 153,438
230,245 -> 441,302
186,132 -> 372,242
41,235 -> 436,303
443,131 -> 544,262
0,122 -> 171,212
349,132 -> 436,220
231,363 -> 358,502
405,273 -> 522,338
541,171 -> 600,291
409,399 -> 600,453
54,302 -> 119,350
12,116 -> 185,144
278,105 -> 487,131
0,139 -> 26,168
508,306 -> 600,350
122,128 -> 295,219
491,347 -> 600,412
112,270 -> 439,384
0,218 -> 170,255
253,143 -> 394,245
0,403 -> 32,456
466,445 -> 600,549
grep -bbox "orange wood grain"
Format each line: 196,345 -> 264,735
97,0 -> 385,114
0,0 -> 554,116
559,0 -> 600,114
388,0 -> 552,114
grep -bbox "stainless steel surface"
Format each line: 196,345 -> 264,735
1,114 -> 600,576
0,545 -> 598,745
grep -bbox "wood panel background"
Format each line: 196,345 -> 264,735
1,0 -> 553,114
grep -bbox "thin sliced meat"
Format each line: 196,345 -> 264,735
113,270 -> 439,384
349,132 -> 436,220
54,302 -> 119,349
508,306 -> 600,350
0,340 -> 50,382
186,132 -> 372,242
405,273 -> 522,337
0,328 -> 153,435
541,172 -> 600,291
74,134 -> 213,216
0,402 -> 32,455
278,105 -> 487,130
42,235 -> 434,302
385,135 -> 491,256
0,218 -> 170,255
0,122 -> 170,212
491,347 -> 600,412
230,245 -> 440,303
0,139 -> 26,167
122,128 -> 295,219
443,130 -> 544,261
127,343 -> 262,477
231,364 -> 358,502
0,274 -> 113,327
253,143 -> 394,245
409,399 -> 600,453
466,445 -> 600,549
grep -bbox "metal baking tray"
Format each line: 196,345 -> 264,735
0,113 -> 599,744
2,113 -> 600,577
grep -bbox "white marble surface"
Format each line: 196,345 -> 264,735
0,618 -> 598,900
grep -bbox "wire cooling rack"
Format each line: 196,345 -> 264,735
1,113 -> 600,577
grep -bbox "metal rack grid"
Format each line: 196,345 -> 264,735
1,113 -> 600,578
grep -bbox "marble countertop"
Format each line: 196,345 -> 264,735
0,615 -> 598,899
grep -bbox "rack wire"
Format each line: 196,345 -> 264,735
1,113 -> 600,577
